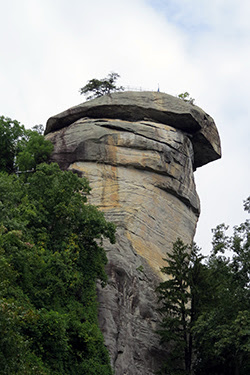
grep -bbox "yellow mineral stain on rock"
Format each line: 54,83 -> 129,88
100,135 -> 120,209
126,231 -> 167,280
69,137 -> 120,210
101,164 -> 120,209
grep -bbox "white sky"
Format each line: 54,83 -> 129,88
1,0 -> 249,255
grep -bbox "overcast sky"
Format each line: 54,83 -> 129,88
1,0 -> 249,255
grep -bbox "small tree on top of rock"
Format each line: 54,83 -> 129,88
178,92 -> 195,105
79,72 -> 124,100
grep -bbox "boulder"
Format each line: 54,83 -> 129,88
45,91 -> 221,374
45,91 -> 221,169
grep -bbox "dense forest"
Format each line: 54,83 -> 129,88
0,115 -> 249,374
156,208 -> 250,375
0,116 -> 115,374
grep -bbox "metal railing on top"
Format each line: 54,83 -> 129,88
123,85 -> 160,92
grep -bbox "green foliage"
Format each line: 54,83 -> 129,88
136,265 -> 144,272
157,197 -> 250,375
0,163 -> 115,374
16,128 -> 54,172
177,92 -> 195,105
0,116 -> 25,173
0,117 -> 53,174
80,72 -> 124,100
193,197 -> 250,375
156,239 -> 204,374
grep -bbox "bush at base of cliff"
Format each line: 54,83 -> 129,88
0,163 -> 115,374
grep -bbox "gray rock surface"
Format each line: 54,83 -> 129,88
45,91 -> 221,169
45,91 -> 221,374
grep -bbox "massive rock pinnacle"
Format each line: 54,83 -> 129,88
45,91 -> 221,375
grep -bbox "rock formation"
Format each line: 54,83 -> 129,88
45,91 -> 221,375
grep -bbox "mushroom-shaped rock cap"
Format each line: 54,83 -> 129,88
45,91 -> 221,168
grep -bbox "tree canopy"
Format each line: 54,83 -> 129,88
156,240 -> 205,375
0,116 -> 25,173
0,163 -> 115,374
177,92 -> 195,105
16,128 -> 54,172
0,116 -> 115,374
0,117 -> 53,174
79,72 -> 124,100
193,199 -> 250,375
157,197 -> 250,375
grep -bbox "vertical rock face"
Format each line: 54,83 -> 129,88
45,92 -> 221,374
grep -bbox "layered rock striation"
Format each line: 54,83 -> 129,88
45,91 -> 221,375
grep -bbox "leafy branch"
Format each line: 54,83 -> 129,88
79,72 -> 124,100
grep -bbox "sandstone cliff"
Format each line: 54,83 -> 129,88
45,91 -> 221,375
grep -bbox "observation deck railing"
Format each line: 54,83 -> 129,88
123,85 -> 160,92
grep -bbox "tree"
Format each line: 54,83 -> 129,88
0,116 -> 25,173
177,92 -> 195,105
193,197 -> 250,375
0,117 -> 53,174
156,239 -> 205,375
80,72 -> 124,100
16,127 -> 54,172
0,163 -> 115,374
157,198 -> 250,375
